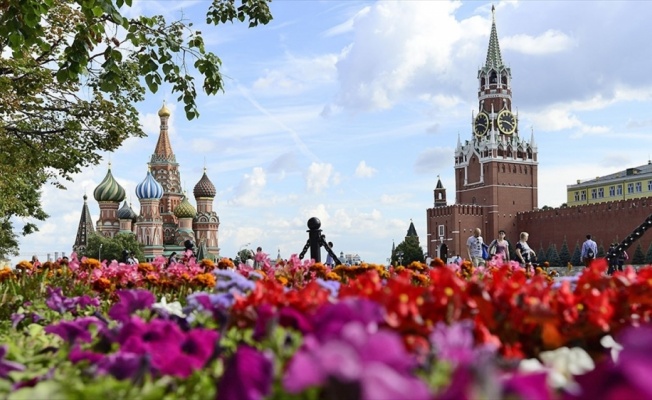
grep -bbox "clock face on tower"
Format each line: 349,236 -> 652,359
474,112 -> 489,137
497,110 -> 516,135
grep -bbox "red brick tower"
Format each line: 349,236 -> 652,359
454,6 -> 538,244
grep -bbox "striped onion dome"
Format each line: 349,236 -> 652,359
193,170 -> 216,198
117,201 -> 138,220
93,168 -> 126,202
135,170 -> 164,200
174,194 -> 196,219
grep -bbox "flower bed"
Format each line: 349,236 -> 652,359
1,253 -> 651,399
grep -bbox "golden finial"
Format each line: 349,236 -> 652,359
158,101 -> 171,117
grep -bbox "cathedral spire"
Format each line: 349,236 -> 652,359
72,195 -> 95,254
485,5 -> 504,69
152,102 -> 176,163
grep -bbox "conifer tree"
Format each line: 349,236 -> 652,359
645,242 -> 652,264
546,244 -> 561,267
632,243 -> 646,265
571,242 -> 582,266
559,239 -> 571,266
597,244 -> 606,258
537,245 -> 547,263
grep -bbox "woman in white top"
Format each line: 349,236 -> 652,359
515,232 -> 536,272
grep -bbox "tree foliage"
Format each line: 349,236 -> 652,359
391,238 -> 424,266
80,233 -> 144,263
571,242 -> 581,266
632,243 -> 646,265
0,0 -> 272,257
546,244 -> 561,267
558,239 -> 571,267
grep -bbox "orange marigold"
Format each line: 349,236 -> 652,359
16,261 -> 33,271
81,258 -> 101,271
92,278 -> 112,293
0,267 -> 14,281
137,263 -> 155,274
325,271 -> 341,281
193,273 -> 216,288
217,258 -> 235,270
432,258 -> 445,268
200,259 -> 216,271
276,276 -> 289,286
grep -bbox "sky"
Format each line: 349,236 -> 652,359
10,0 -> 652,265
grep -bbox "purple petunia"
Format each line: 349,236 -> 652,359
218,345 -> 273,400
45,316 -> 101,344
45,286 -> 100,315
430,320 -> 497,366
108,289 -> 155,323
283,321 -> 431,400
0,345 -> 25,379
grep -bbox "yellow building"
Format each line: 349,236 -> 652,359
567,162 -> 652,206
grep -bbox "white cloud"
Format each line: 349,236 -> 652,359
380,194 -> 409,205
322,6 -> 371,37
305,162 -> 336,193
355,161 -> 377,178
502,30 -> 575,55
414,147 -> 454,174
230,167 -> 267,206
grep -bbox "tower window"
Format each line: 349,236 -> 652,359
490,71 -> 497,84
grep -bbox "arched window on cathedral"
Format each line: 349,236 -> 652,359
490,71 -> 497,84
437,193 -> 442,200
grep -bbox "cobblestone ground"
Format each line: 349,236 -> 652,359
547,265 -> 643,277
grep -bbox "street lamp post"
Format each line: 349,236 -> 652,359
99,244 -> 103,262
397,251 -> 404,266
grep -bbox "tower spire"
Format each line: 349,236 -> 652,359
152,102 -> 175,163
485,5 -> 504,69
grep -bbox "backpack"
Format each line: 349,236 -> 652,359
587,248 -> 595,259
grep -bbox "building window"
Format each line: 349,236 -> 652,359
580,191 -> 586,200
591,189 -> 597,199
636,182 -> 642,192
617,185 -> 623,195
598,188 -> 604,198
574,192 -> 580,201
438,225 -> 445,237
628,183 -> 634,194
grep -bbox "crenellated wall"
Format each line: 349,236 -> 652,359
517,198 -> 652,254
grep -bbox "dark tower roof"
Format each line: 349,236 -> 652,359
436,178 -> 444,189
485,5 -> 504,69
73,195 -> 95,253
193,169 -> 216,198
406,220 -> 418,237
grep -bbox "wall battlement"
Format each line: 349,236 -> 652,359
427,204 -> 485,218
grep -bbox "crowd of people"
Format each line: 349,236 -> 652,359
458,228 -> 629,275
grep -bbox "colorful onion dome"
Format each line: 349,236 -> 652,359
193,169 -> 216,198
135,170 -> 164,200
158,102 -> 171,117
174,194 -> 196,219
93,167 -> 126,202
117,201 -> 138,220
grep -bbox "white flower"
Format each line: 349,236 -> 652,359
519,346 -> 595,393
153,296 -> 185,318
600,335 -> 623,362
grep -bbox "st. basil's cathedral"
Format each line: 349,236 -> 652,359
72,103 -> 220,261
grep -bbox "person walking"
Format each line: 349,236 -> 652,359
581,234 -> 598,268
515,232 -> 536,272
324,242 -> 334,267
489,230 -> 510,263
466,228 -> 485,267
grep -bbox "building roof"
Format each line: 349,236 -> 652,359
152,103 -> 176,163
93,167 -> 126,202
568,161 -> 652,188
406,220 -> 418,237
73,195 -> 95,251
193,169 -> 216,198
117,201 -> 138,220
135,170 -> 164,200
436,178 -> 444,189
174,194 -> 197,219
485,6 -> 504,69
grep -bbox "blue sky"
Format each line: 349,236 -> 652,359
11,0 -> 652,265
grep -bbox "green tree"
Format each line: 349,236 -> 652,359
645,242 -> 652,264
0,0 -> 272,258
558,239 -> 571,266
571,242 -> 581,266
546,244 -> 561,267
537,245 -> 547,263
632,243 -> 646,265
80,233 -> 144,263
391,239 -> 425,266
597,243 -> 606,258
